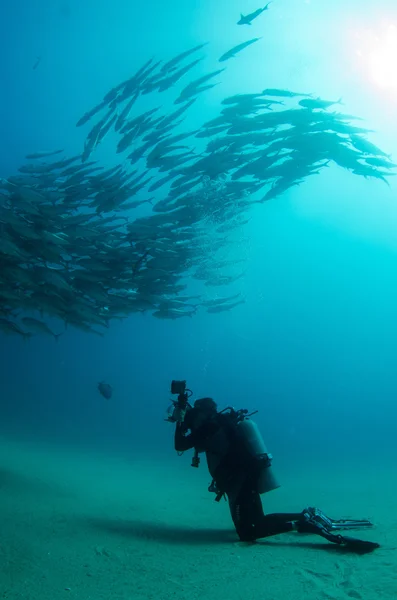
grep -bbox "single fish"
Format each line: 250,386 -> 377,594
98,381 -> 113,399
219,38 -> 261,62
160,43 -> 208,74
237,3 -> 271,25
0,318 -> 32,341
155,59 -> 204,93
299,97 -> 343,110
206,299 -> 245,313
76,100 -> 107,127
262,88 -> 312,98
20,317 -> 63,341
364,156 -> 397,168
25,149 -> 64,159
202,293 -> 243,307
351,135 -> 390,157
114,92 -> 140,132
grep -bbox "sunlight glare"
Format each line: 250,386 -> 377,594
353,22 -> 397,92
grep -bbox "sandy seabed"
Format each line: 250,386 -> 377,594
0,436 -> 396,600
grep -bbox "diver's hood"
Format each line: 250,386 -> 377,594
184,399 -> 216,431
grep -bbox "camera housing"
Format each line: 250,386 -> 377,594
165,380 -> 193,423
171,380 -> 186,395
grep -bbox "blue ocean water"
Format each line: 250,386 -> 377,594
1,0 -> 397,473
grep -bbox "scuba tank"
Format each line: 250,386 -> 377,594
236,416 -> 280,494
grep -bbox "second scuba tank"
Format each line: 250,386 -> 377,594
237,417 -> 280,494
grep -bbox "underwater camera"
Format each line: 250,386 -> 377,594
166,380 -> 193,423
171,380 -> 187,396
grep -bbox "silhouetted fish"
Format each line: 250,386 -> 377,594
98,381 -> 113,399
237,3 -> 271,25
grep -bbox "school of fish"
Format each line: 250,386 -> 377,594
1,30 -> 395,340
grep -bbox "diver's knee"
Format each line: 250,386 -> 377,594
236,526 -> 256,542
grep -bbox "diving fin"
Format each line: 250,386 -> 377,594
301,508 -> 375,531
339,535 -> 380,554
315,529 -> 380,553
329,518 -> 374,531
297,508 -> 380,553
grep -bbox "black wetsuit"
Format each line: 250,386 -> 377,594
175,412 -> 301,542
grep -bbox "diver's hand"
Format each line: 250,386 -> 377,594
173,406 -> 187,423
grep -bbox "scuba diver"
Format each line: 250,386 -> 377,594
166,380 -> 380,554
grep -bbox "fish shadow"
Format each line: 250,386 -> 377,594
85,516 -> 236,545
0,465 -> 73,498
0,466 -> 48,493
0,467 -> 28,491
